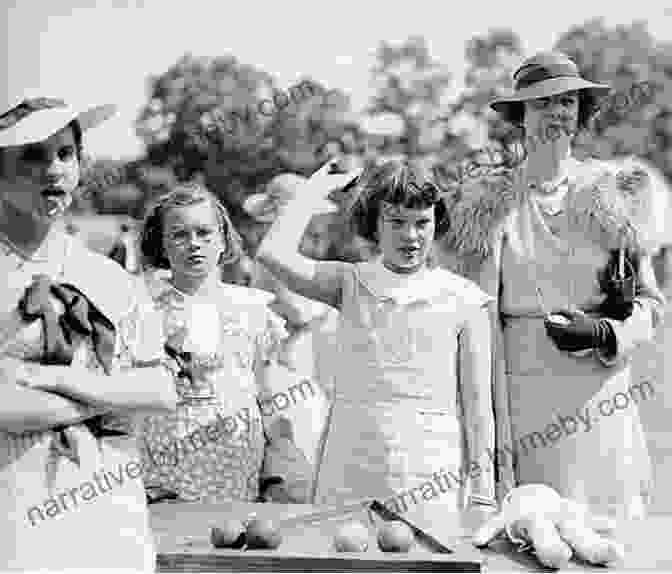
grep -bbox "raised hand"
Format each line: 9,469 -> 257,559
299,158 -> 363,215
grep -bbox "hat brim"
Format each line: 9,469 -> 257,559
0,103 -> 116,148
490,77 -> 610,123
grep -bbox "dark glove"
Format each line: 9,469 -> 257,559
544,310 -> 616,353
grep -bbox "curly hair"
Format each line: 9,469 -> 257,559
346,159 -> 448,243
140,180 -> 245,271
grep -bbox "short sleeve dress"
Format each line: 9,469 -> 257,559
313,257 -> 495,522
137,275 -> 288,502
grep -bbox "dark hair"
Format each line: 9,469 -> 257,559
347,159 -> 448,243
140,180 -> 244,270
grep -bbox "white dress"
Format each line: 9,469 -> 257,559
313,257 -> 495,521
0,226 -> 158,571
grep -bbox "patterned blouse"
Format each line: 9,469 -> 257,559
136,274 -> 288,502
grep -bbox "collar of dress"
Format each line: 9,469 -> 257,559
144,271 -> 274,309
355,256 -> 485,305
439,156 -> 668,259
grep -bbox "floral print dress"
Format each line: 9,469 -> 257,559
137,275 -> 288,502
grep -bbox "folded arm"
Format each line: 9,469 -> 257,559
0,357 -> 107,433
17,360 -> 178,412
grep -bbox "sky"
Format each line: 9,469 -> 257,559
3,0 -> 670,160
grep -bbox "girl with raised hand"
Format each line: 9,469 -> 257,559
0,93 -> 178,571
257,158 -> 497,517
137,181 -> 313,504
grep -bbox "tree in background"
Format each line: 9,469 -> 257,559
451,28 -> 524,150
366,35 -> 453,161
134,52 -> 366,251
555,19 -> 672,181
448,21 -> 671,182
92,24 -> 670,264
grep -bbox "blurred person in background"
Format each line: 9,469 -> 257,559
438,51 -> 667,520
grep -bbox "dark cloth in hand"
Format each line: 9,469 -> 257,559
544,309 -> 616,354
18,275 -> 117,372
18,275 -> 122,437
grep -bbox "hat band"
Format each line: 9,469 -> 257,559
0,98 -> 68,132
514,62 -> 580,90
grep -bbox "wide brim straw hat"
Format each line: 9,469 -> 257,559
0,90 -> 116,148
490,51 -> 611,125
243,173 -> 309,223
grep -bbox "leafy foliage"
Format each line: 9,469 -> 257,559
133,53 -> 366,249
554,19 -> 672,180
87,24 -> 670,258
367,36 -> 453,160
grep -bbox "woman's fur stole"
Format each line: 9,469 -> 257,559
435,156 -> 669,278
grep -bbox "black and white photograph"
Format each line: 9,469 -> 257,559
1,0 -> 671,571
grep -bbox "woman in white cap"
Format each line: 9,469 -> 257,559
438,51 -> 666,520
0,94 -> 178,570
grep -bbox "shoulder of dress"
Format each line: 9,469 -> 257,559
429,267 -> 493,308
220,284 -> 275,307
439,165 -> 524,260
567,156 -> 669,253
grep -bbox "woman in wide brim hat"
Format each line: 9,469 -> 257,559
488,51 -> 610,127
0,91 -> 178,571
437,51 -> 667,520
